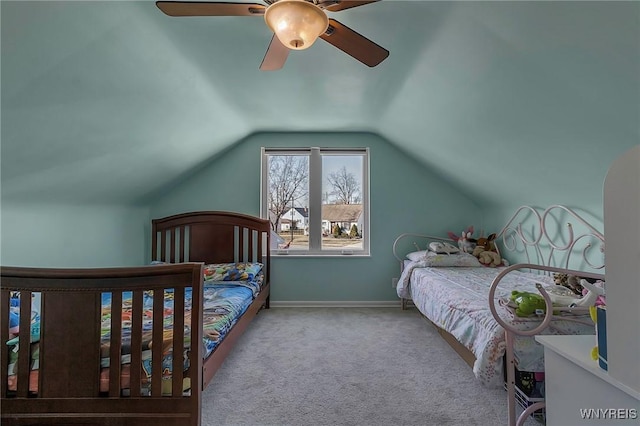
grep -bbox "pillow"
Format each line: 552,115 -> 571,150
428,241 -> 460,254
203,262 -> 263,282
406,250 -> 429,262
421,251 -> 482,267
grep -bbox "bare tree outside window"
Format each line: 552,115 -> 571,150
267,155 -> 308,231
326,166 -> 361,204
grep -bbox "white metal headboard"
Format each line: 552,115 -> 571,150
392,204 -> 605,272
392,234 -> 455,262
497,204 -> 604,272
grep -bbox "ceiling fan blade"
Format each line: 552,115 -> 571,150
321,0 -> 379,13
260,35 -> 290,71
320,19 -> 389,67
156,1 -> 266,17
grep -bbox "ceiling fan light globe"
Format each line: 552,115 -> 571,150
264,0 -> 329,50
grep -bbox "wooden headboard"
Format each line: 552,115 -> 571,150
152,211 -> 270,267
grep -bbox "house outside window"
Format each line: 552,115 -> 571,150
261,147 -> 370,256
279,207 -> 309,232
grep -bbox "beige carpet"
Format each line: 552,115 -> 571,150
201,307 -> 540,426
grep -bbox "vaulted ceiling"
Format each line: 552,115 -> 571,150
2,1 -> 638,207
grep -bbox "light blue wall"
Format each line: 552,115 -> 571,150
480,146 -> 638,270
150,131 -> 482,302
1,202 -> 148,267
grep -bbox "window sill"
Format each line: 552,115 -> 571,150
272,251 -> 370,258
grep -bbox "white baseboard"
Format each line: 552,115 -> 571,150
269,300 -> 401,308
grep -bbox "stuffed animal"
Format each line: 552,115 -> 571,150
571,279 -> 606,307
475,233 -> 497,252
473,247 -> 502,267
447,226 -> 477,253
553,273 -> 584,295
471,233 -> 503,267
510,291 -> 547,317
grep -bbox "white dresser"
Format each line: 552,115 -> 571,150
536,335 -> 640,426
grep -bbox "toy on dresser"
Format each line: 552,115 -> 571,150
549,274 -> 606,308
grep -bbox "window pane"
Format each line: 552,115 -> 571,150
262,147 -> 369,256
267,154 -> 309,251
321,154 -> 364,251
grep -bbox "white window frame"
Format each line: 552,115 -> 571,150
261,147 -> 370,257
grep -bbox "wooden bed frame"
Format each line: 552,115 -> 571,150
1,211 -> 270,425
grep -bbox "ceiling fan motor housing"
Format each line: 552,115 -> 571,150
264,0 -> 329,50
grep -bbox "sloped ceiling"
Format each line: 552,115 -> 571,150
2,1 -> 638,206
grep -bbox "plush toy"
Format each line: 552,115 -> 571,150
473,248 -> 502,267
571,279 -> 606,307
475,233 -> 497,252
471,233 -> 503,267
553,273 -> 584,295
510,291 -> 547,317
447,226 -> 477,253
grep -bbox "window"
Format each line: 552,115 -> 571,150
261,147 -> 369,256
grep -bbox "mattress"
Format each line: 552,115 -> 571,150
397,262 -> 594,387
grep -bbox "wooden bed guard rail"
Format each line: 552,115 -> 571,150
1,263 -> 205,426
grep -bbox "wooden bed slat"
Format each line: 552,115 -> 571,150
152,288 -> 164,397
130,290 -> 144,397
152,231 -> 159,262
1,290 -> 10,399
238,227 -> 245,263
109,291 -> 123,397
16,292 -> 32,398
257,231 -> 264,263
177,226 -> 185,262
249,229 -> 255,262
160,230 -> 167,263
172,286 -> 186,397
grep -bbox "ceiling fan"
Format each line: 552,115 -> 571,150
155,0 -> 389,71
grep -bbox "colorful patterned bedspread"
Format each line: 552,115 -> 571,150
101,283 -> 254,353
397,262 -> 594,387
99,282 -> 255,393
